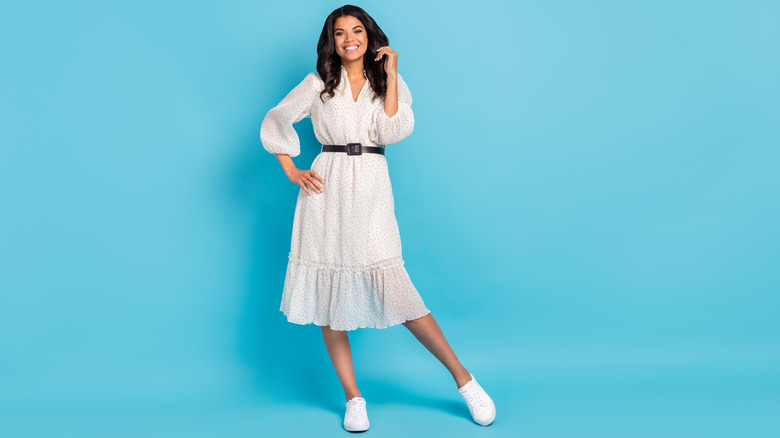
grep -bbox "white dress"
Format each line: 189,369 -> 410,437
260,65 -> 431,331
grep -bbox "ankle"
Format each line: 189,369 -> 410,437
453,368 -> 472,388
346,392 -> 362,401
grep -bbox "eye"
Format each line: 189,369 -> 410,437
355,29 -> 362,33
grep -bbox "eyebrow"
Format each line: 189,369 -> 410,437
334,25 -> 364,32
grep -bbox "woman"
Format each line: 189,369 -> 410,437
260,5 -> 496,432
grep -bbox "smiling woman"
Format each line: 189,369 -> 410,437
333,17 -> 369,102
259,4 -> 496,433
315,7 -> 393,106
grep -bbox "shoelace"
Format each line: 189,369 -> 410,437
346,398 -> 367,420
462,383 -> 488,409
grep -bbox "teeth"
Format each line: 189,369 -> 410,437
345,46 -> 358,51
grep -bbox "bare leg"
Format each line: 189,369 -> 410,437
402,312 -> 472,388
321,325 -> 362,401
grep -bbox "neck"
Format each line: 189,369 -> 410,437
341,58 -> 364,79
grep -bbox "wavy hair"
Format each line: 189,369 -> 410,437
316,5 -> 389,103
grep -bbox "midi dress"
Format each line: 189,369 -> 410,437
260,65 -> 431,331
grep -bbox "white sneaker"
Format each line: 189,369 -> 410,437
343,396 -> 370,432
457,372 -> 496,426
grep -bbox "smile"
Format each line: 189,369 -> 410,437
344,45 -> 359,53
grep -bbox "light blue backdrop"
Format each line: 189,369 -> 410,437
1,0 -> 778,437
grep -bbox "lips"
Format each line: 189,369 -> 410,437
344,45 -> 359,53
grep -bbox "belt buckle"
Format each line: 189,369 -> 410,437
347,142 -> 362,155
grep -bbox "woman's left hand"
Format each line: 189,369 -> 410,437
374,46 -> 398,76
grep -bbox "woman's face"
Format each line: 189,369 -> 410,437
333,15 -> 368,63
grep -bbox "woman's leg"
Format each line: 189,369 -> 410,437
402,313 -> 472,388
321,325 -> 362,401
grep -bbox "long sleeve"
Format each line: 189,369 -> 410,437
260,72 -> 318,157
370,73 -> 414,146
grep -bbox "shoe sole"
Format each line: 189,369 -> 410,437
344,422 -> 370,432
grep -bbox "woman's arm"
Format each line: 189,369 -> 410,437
370,72 -> 414,145
260,73 -> 325,195
383,72 -> 398,118
260,72 -> 317,158
375,46 -> 399,118
275,153 -> 297,175
371,46 -> 414,145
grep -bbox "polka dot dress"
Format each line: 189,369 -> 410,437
260,65 -> 430,331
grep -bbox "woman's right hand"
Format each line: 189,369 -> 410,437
285,167 -> 325,196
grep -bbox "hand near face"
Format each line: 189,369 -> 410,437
374,46 -> 398,76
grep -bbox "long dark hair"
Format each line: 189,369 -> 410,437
316,5 -> 389,103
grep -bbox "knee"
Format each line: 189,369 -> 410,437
403,312 -> 430,325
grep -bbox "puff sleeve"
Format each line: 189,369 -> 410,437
370,73 -> 415,146
260,72 -> 318,157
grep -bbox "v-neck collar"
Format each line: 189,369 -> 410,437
341,65 -> 367,103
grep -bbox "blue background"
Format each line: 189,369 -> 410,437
1,0 -> 778,436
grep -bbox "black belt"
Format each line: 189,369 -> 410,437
322,143 -> 385,155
